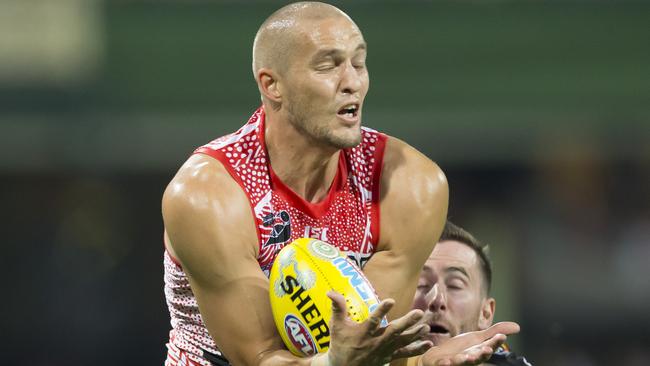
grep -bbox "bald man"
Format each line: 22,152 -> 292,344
162,2 -> 518,366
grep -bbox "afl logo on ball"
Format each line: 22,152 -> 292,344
284,314 -> 317,356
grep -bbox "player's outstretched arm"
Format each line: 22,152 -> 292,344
163,155 -> 288,365
362,137 -> 449,365
163,155 -> 435,366
408,322 -> 520,366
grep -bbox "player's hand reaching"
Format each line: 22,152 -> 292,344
317,291 -> 433,366
415,322 -> 520,366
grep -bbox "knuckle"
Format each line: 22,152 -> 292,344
383,325 -> 400,339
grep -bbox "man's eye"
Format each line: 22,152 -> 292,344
315,63 -> 336,71
447,281 -> 464,290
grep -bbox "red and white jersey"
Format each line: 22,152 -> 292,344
164,106 -> 387,365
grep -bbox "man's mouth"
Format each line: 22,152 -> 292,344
337,103 -> 359,120
429,324 -> 450,335
423,322 -> 451,345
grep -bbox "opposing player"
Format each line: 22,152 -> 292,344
409,222 -> 531,366
162,2 -> 519,366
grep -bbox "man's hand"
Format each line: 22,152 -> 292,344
416,322 -> 520,366
325,291 -> 434,366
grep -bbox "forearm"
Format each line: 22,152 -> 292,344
363,251 -> 421,318
257,350 -> 326,366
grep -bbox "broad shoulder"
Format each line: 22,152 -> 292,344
381,136 -> 448,211
163,154 -> 249,220
379,136 -> 448,249
162,154 -> 258,272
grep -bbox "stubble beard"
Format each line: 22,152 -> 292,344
458,313 -> 482,337
286,101 -> 362,150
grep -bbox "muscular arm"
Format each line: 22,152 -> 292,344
163,154 -> 427,366
362,137 -> 449,363
163,155 -> 308,366
362,138 -> 521,366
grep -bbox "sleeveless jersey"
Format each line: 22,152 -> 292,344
164,106 -> 387,366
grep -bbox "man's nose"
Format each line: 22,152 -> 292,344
340,60 -> 362,95
427,283 -> 447,312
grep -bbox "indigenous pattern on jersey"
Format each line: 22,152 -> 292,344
164,106 -> 387,366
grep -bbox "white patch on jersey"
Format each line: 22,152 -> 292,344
205,119 -> 260,151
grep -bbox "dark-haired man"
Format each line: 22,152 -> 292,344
409,222 -> 531,366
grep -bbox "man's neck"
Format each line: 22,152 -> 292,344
264,111 -> 340,204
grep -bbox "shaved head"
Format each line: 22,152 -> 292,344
252,2 -> 357,77
252,2 -> 369,149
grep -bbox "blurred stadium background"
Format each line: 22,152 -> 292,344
1,0 -> 649,365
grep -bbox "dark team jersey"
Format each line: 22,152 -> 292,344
486,345 -> 533,366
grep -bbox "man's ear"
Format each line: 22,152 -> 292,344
257,68 -> 282,103
478,297 -> 496,330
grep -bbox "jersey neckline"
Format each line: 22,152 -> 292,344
259,111 -> 349,220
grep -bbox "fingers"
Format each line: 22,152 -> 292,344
384,310 -> 429,351
364,297 -> 395,333
399,320 -> 429,338
374,310 -> 431,360
481,321 -> 520,338
481,333 -> 507,350
443,321 -> 518,352
460,344 -> 495,364
392,339 -> 432,359
327,291 -> 348,324
469,332 -> 505,364
384,309 -> 425,336
434,345 -> 493,366
444,335 -> 501,365
428,343 -> 497,366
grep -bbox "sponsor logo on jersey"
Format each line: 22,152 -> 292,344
284,314 -> 318,355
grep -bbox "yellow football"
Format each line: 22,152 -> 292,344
268,238 -> 384,357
